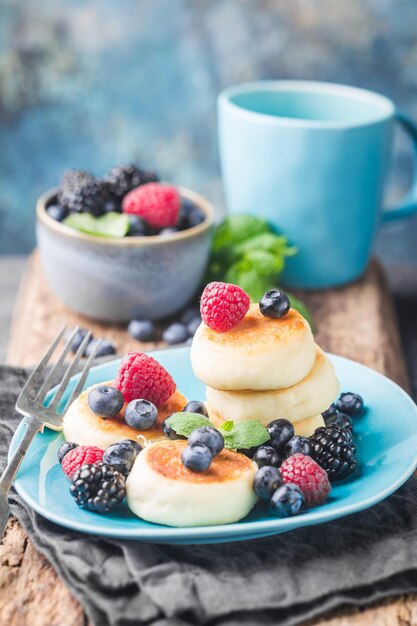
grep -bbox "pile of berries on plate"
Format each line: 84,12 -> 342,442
46,164 -> 206,236
249,390 -> 363,516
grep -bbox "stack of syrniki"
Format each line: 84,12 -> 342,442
191,304 -> 338,437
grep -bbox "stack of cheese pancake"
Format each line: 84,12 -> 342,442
191,304 -> 339,437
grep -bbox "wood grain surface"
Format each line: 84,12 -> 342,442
2,251 -> 414,626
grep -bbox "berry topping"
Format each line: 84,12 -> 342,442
266,419 -> 295,453
162,416 -> 186,440
104,164 -> 159,198
181,443 -> 213,472
102,440 -> 142,476
270,483 -> 304,517
259,289 -> 290,319
162,322 -> 189,345
125,399 -> 158,430
280,453 -> 331,507
322,403 -> 338,420
252,445 -> 282,468
336,392 -> 364,418
126,214 -> 148,236
177,199 -> 205,229
253,465 -> 283,500
325,412 -> 353,430
200,281 -> 250,333
122,182 -> 180,229
59,170 -> 110,216
188,426 -> 224,456
62,446 -> 104,479
285,435 -> 312,457
57,441 -> 78,464
182,400 -> 208,417
70,463 -> 126,513
88,385 -> 124,418
47,204 -> 68,222
115,351 -> 176,406
309,425 -> 357,482
128,319 -> 156,342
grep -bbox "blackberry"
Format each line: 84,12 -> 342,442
104,164 -> 159,198
309,425 -> 357,482
59,169 -> 110,216
70,462 -> 126,513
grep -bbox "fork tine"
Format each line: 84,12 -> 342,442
35,326 -> 80,402
61,338 -> 103,413
47,330 -> 92,412
16,326 -> 67,403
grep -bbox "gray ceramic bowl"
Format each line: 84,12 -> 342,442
36,186 -> 214,322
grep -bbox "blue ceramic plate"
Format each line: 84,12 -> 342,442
10,347 -> 417,544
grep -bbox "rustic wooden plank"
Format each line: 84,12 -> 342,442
2,250 -> 413,626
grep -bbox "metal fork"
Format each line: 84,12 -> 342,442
0,326 -> 102,538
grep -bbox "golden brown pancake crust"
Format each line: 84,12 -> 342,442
147,440 -> 253,483
75,383 -> 187,442
200,304 -> 309,349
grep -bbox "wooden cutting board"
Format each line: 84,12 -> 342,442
1,250 -> 414,626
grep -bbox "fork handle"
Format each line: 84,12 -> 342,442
0,416 -> 42,538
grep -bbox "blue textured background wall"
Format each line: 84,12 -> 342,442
1,0 -> 417,254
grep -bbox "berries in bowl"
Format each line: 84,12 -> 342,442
36,165 -> 214,322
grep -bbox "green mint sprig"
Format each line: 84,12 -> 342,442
165,412 -> 270,451
63,212 -> 130,238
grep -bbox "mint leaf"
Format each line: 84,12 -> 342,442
212,215 -> 271,252
165,412 -> 214,437
219,420 -> 270,450
64,212 -> 130,238
221,420 -> 234,432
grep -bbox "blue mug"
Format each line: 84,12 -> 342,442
218,81 -> 417,289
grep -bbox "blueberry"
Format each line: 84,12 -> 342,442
187,317 -> 201,337
336,392 -> 364,418
270,483 -> 304,517
253,465 -> 283,500
103,439 -> 142,476
188,426 -> 224,456
177,199 -> 196,229
127,214 -> 148,236
47,204 -> 68,222
322,403 -> 338,420
325,412 -> 353,430
183,400 -> 209,417
285,435 -> 312,457
85,339 -> 116,358
103,198 -> 121,213
187,206 -> 205,228
57,441 -> 78,464
128,319 -> 156,342
125,399 -> 158,430
253,445 -> 282,468
181,443 -> 213,472
162,416 -> 186,440
267,419 -> 295,453
67,328 -> 91,354
162,322 -> 189,345
88,385 -> 125,418
180,307 -> 201,325
159,227 -> 178,235
259,289 -> 290,319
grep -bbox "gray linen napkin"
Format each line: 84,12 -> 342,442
2,364 -> 417,626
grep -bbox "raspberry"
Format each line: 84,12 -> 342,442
280,453 -> 331,507
62,446 -> 104,479
115,351 -> 176,407
200,282 -> 250,333
122,182 -> 180,228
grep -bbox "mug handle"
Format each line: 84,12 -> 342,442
383,111 -> 417,222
